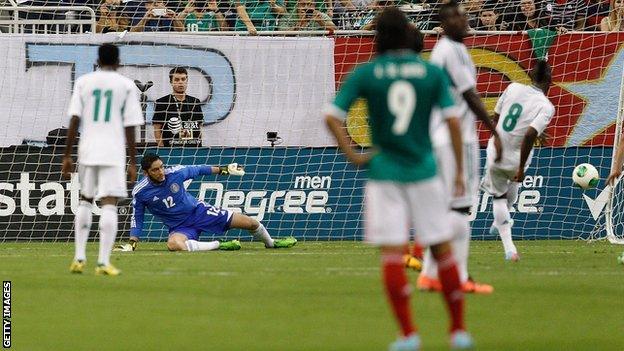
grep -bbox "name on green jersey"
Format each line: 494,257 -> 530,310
373,62 -> 426,80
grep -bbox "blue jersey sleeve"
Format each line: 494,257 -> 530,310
130,197 -> 145,237
169,165 -> 214,180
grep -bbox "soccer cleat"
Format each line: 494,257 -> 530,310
450,330 -> 474,350
505,252 -> 520,262
389,333 -> 421,351
95,264 -> 121,276
269,237 -> 297,249
219,239 -> 242,251
462,278 -> 494,294
69,260 -> 85,274
416,274 -> 442,292
403,254 -> 422,272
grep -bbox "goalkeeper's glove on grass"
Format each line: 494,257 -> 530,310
219,163 -> 245,176
113,238 -> 138,252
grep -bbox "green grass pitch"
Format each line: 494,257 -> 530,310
2,241 -> 623,350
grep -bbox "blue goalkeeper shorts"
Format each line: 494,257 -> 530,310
168,203 -> 234,241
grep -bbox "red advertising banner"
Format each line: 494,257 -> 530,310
335,33 -> 624,147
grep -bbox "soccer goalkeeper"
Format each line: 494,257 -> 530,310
115,153 -> 297,252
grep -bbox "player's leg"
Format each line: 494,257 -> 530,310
493,194 -> 519,261
94,166 -> 128,276
409,178 -> 473,348
483,166 -> 519,261
166,231 -> 240,252
70,165 -> 95,273
229,213 -> 297,248
419,143 -> 485,292
365,181 -> 419,349
96,195 -> 121,275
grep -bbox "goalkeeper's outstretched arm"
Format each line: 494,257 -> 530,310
115,198 -> 145,251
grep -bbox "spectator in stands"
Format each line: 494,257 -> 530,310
512,0 -> 545,30
586,0 -> 610,30
96,0 -> 130,32
153,67 -> 204,147
463,0 -> 484,28
233,0 -> 286,34
542,0 -> 588,32
348,0 -> 393,30
0,0 -> 10,33
175,0 -> 227,31
475,3 -> 509,30
130,0 -> 180,32
279,0 -> 336,30
599,0 -> 622,30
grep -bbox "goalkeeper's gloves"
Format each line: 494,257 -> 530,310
113,238 -> 138,252
219,163 -> 245,176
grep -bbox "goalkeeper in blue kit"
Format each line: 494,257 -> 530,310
115,153 -> 297,252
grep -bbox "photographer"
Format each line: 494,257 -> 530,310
153,67 -> 204,147
175,0 -> 227,31
130,0 -> 180,32
279,0 -> 336,30
96,0 -> 130,32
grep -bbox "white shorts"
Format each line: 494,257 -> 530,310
364,178 -> 454,247
480,164 -> 518,198
434,142 -> 479,210
78,165 -> 127,200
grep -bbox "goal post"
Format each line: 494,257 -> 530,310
1,29 -> 624,243
602,62 -> 624,245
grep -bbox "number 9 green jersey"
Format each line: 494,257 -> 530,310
326,52 -> 456,182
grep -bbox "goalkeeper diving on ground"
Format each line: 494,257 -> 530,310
115,153 -> 297,252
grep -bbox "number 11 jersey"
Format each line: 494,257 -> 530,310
67,70 -> 144,167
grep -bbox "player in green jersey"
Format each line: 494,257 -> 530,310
324,7 -> 474,351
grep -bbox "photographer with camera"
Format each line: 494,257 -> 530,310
96,0 -> 130,33
175,0 -> 227,31
130,0 -> 180,32
279,0 -> 336,30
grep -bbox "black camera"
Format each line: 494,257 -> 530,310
266,131 -> 282,146
305,8 -> 314,16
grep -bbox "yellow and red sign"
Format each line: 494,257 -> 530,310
335,33 -> 624,147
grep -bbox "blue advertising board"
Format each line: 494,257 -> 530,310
137,146 -> 611,241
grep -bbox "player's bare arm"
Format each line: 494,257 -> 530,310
608,134 -> 624,185
61,115 -> 81,179
463,89 -> 503,162
325,115 -> 371,167
514,126 -> 538,182
446,116 -> 465,197
125,126 -> 138,183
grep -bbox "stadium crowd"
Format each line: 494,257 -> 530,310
0,0 -> 621,32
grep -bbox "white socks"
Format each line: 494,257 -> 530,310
421,211 -> 470,283
250,223 -> 274,248
493,198 -> 517,255
98,204 -> 118,266
73,200 -> 93,262
185,240 -> 220,252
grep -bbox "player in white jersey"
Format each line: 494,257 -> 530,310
482,60 -> 554,261
416,1 -> 502,294
62,44 -> 144,276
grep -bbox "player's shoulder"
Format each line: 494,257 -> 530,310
431,36 -> 457,55
117,74 -> 136,89
165,165 -> 186,175
132,177 -> 151,197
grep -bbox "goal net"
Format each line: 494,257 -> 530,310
0,24 -> 623,243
